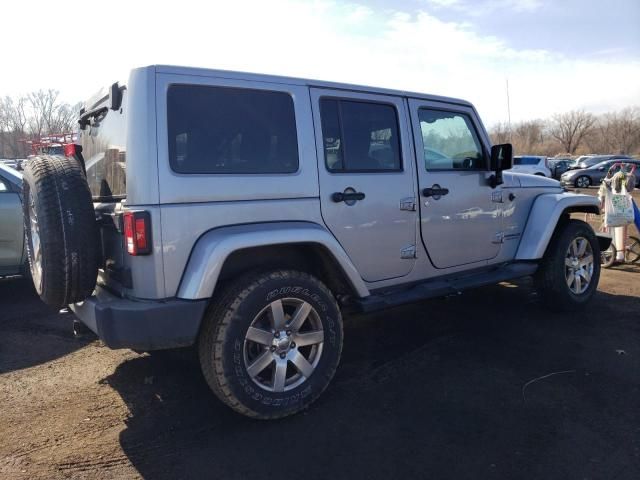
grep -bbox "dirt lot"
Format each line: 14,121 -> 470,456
1,189 -> 639,480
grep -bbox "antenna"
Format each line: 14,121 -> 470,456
506,78 -> 512,142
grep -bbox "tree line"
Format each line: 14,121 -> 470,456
2,89 -> 639,160
0,90 -> 80,158
489,107 -> 640,157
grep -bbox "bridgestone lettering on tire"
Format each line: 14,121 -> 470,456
198,270 -> 343,419
535,219 -> 600,312
22,155 -> 99,309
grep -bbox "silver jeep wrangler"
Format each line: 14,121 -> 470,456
22,65 -> 607,419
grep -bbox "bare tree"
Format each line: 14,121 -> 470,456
0,96 -> 29,157
488,122 -> 511,145
598,107 -> 640,154
512,119 -> 545,153
549,110 -> 596,154
28,89 -> 60,138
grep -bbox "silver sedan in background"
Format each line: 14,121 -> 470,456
0,164 -> 26,276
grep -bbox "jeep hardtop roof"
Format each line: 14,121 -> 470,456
150,65 -> 475,108
82,65 -> 476,114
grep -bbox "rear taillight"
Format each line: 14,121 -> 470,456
123,211 -> 152,256
63,143 -> 76,157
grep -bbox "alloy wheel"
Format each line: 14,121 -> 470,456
28,192 -> 43,294
243,298 -> 324,392
565,236 -> 594,294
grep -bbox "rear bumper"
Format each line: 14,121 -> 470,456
69,286 -> 207,350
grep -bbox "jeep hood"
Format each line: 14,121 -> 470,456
504,172 -> 562,189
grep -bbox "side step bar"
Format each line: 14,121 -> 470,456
352,262 -> 539,313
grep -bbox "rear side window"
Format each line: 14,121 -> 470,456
167,85 -> 299,174
320,98 -> 401,172
513,157 -> 541,165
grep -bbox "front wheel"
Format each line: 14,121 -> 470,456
535,220 -> 601,311
198,270 -> 343,419
574,176 -> 591,188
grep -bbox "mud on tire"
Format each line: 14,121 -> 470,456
22,155 -> 99,309
198,270 -> 343,419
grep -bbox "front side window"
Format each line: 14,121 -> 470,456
419,109 -> 485,170
167,85 -> 299,174
320,99 -> 401,172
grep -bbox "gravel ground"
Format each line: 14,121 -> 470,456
1,187 -> 639,480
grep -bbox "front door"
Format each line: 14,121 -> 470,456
408,100 -> 502,269
311,89 -> 417,282
0,179 -> 23,274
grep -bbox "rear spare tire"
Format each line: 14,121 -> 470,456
22,155 -> 99,309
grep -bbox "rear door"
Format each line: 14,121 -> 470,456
311,88 -> 417,282
408,99 -> 502,269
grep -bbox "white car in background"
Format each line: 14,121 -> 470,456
510,155 -> 552,177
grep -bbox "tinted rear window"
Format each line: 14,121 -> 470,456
513,156 -> 540,165
167,85 -> 299,174
81,97 -> 127,200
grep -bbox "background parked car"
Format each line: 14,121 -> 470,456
0,164 -> 26,277
569,154 -> 633,170
561,159 -> 640,188
509,155 -> 552,177
548,158 -> 573,179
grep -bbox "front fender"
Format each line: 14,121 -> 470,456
515,192 -> 600,260
176,222 -> 369,300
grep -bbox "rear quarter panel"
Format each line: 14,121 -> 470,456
153,71 -> 321,296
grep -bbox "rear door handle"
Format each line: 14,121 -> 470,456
332,191 -> 365,203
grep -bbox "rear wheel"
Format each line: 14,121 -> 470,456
22,155 -> 99,309
625,236 -> 640,264
198,270 -> 343,419
600,242 -> 616,268
535,220 -> 600,311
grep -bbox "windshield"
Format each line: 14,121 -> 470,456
580,156 -> 608,167
80,91 -> 127,200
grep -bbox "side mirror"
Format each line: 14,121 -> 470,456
489,143 -> 513,188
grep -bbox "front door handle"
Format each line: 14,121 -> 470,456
332,191 -> 365,203
422,185 -> 449,198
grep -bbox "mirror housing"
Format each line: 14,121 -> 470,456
489,143 -> 513,188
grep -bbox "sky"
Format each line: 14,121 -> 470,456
1,0 -> 639,126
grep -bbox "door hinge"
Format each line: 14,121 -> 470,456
399,197 -> 416,211
401,245 -> 417,259
492,232 -> 505,244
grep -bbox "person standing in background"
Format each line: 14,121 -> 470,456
598,163 -> 637,262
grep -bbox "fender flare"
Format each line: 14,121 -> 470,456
176,221 -> 369,300
515,192 -> 600,260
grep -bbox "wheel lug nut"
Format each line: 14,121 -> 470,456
274,332 -> 280,338
279,353 -> 286,359
270,346 -> 276,352
286,330 -> 292,336
290,342 -> 296,349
